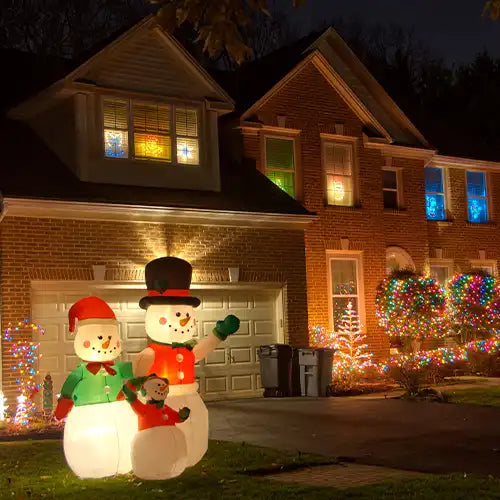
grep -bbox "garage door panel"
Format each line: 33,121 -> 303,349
254,320 -> 274,336
204,348 -> 226,366
200,295 -> 224,310
231,374 -> 253,392
229,347 -> 252,364
205,376 -> 226,394
126,322 -> 146,339
228,296 -> 250,308
39,354 -> 60,372
232,320 -> 250,337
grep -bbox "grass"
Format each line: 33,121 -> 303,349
444,386 -> 500,407
0,440 -> 500,499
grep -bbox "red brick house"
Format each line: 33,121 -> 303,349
234,28 -> 500,358
0,17 -> 314,402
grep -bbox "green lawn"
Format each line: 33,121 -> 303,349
1,440 -> 500,499
444,386 -> 500,407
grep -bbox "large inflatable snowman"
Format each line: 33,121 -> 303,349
55,296 -> 137,478
122,374 -> 190,480
134,257 -> 240,467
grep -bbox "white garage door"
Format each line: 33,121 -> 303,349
32,285 -> 281,402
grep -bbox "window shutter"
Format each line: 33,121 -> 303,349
176,108 -> 198,137
133,103 -> 170,134
103,99 -> 128,130
265,138 -> 294,171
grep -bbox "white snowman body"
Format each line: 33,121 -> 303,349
63,319 -> 137,478
134,303 -> 220,466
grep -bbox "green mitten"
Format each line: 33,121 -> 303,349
122,384 -> 137,403
178,407 -> 191,421
213,314 -> 240,341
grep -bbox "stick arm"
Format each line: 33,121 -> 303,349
193,333 -> 222,362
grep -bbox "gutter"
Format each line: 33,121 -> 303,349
4,198 -> 316,230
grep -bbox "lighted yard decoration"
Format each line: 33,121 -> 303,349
447,271 -> 500,343
42,373 -> 54,419
376,269 -> 448,351
54,296 -> 137,479
134,256 -> 240,467
0,391 -> 7,422
122,374 -> 190,480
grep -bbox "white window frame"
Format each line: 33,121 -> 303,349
466,170 -> 489,223
326,251 -> 366,332
424,165 -> 449,220
321,135 -> 357,207
429,259 -> 454,285
382,166 -> 403,210
262,133 -> 300,198
386,246 -> 415,275
101,96 -> 201,166
470,259 -> 497,276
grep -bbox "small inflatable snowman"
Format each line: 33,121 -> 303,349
134,257 -> 240,466
122,374 -> 190,480
55,296 -> 137,478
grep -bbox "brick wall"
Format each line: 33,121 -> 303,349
241,61 -> 430,358
0,216 -> 307,397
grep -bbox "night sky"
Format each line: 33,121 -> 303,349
281,0 -> 500,64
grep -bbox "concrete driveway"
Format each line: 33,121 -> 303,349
207,397 -> 500,476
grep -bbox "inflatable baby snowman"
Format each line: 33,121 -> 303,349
134,257 -> 240,466
55,296 -> 137,478
122,374 -> 191,480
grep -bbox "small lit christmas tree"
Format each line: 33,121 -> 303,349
14,393 -> 28,426
43,374 -> 54,419
332,301 -> 374,389
0,391 -> 8,422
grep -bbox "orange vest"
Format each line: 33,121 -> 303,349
146,343 -> 195,385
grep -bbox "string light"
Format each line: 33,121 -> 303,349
0,391 -> 8,422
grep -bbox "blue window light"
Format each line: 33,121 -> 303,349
424,167 -> 446,220
466,171 -> 488,223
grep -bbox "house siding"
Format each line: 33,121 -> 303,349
0,216 -> 307,399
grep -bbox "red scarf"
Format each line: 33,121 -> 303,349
85,361 -> 117,376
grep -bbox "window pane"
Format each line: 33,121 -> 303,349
103,99 -> 128,130
327,175 -> 353,206
134,133 -> 171,161
324,143 -> 352,176
104,129 -> 128,158
467,171 -> 486,197
424,167 -> 443,193
133,103 -> 170,134
468,197 -> 488,223
177,138 -> 199,165
267,170 -> 295,197
331,260 -> 357,295
383,190 -> 398,209
383,170 -> 397,190
426,194 -> 445,220
176,108 -> 198,137
430,266 -> 449,285
266,138 -> 294,171
333,297 -> 358,331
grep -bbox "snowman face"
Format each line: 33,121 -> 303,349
74,321 -> 121,362
143,377 -> 169,401
145,304 -> 197,344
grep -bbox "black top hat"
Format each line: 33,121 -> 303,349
139,257 -> 201,309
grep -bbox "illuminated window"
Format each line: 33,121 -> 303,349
175,108 -> 199,165
324,142 -> 353,206
265,137 -> 296,197
382,168 -> 401,209
466,171 -> 488,223
430,264 -> 452,285
425,167 -> 446,220
329,256 -> 362,331
133,103 -> 171,161
103,99 -> 128,158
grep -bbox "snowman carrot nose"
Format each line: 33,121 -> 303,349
180,317 -> 191,327
160,384 -> 168,393
102,339 -> 111,349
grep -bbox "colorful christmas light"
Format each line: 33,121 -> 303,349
376,271 -> 448,339
0,391 -> 8,422
14,393 -> 28,426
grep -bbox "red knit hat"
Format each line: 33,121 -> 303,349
68,296 -> 116,333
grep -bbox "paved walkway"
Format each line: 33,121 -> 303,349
266,463 -> 426,488
207,397 -> 500,476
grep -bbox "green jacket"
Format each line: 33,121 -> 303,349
60,362 -> 133,407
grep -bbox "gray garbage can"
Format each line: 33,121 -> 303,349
258,344 -> 293,397
298,348 -> 335,397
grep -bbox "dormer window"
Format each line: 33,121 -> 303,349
102,97 -> 200,165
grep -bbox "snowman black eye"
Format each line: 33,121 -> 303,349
98,336 -> 103,340
157,383 -> 161,386
186,313 -> 190,318
176,312 -> 181,317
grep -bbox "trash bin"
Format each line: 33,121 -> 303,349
258,344 -> 293,397
298,348 -> 335,397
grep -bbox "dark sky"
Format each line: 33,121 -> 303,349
281,0 -> 500,64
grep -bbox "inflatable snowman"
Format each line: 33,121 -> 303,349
55,296 -> 137,478
134,257 -> 240,466
122,374 -> 190,480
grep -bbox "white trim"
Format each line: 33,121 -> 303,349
326,250 -> 366,332
469,260 -> 498,276
363,136 -> 436,160
428,259 -> 454,284
424,165 -> 450,221
382,166 -> 403,210
465,170 -> 489,224
431,155 -> 500,172
3,198 -> 315,230
386,246 -> 415,274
